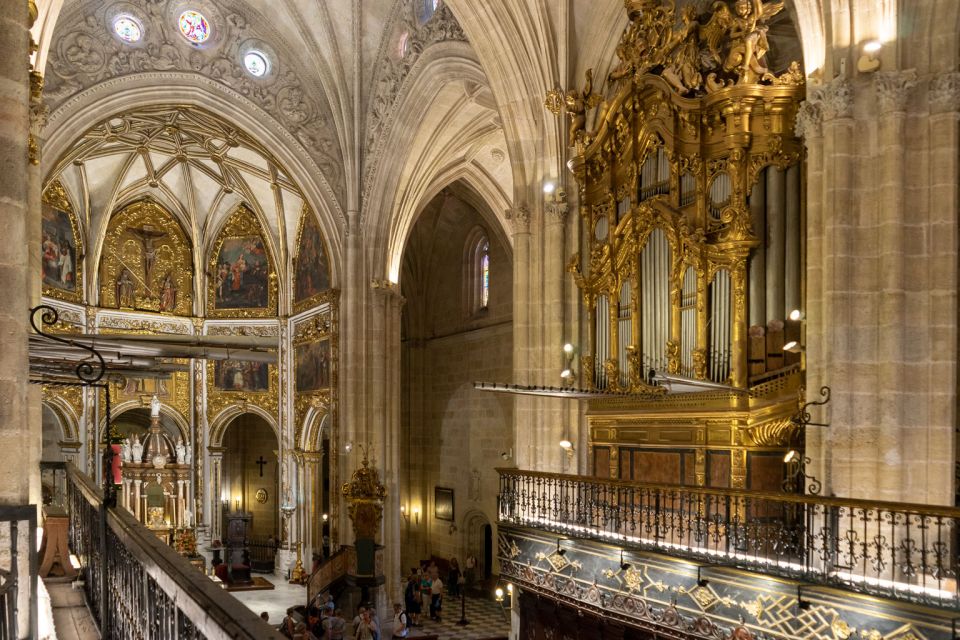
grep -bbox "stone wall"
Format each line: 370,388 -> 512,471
399,191 -> 513,572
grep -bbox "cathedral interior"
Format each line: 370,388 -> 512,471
0,0 -> 958,638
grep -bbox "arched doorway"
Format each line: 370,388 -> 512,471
221,413 -> 279,546
41,404 -> 67,463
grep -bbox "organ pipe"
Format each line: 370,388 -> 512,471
710,270 -> 732,383
618,283 -> 632,388
748,175 -> 767,327
680,267 -> 697,376
596,295 -> 609,389
765,167 -> 786,322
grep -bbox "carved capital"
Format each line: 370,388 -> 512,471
928,71 -> 960,114
544,193 -> 569,225
794,90 -> 823,141
874,70 -> 918,114
506,205 -> 531,235
820,77 -> 853,121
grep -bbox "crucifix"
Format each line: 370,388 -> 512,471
255,456 -> 268,477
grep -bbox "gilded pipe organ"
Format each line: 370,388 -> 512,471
557,0 -> 807,489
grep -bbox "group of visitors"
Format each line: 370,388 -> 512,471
403,556 -> 473,626
276,594 -> 347,639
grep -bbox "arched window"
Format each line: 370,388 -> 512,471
464,227 -> 491,315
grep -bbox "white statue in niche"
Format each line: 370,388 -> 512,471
150,394 -> 161,418
184,443 -> 193,466
175,437 -> 186,465
120,438 -> 131,462
470,469 -> 481,501
131,435 -> 143,463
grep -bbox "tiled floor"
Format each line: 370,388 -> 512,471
397,595 -> 511,640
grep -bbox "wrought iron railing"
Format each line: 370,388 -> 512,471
497,468 -> 960,610
65,463 -> 281,639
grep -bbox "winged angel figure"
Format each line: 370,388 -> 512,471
704,0 -> 786,87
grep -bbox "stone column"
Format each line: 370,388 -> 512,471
783,164 -> 801,315
874,70 -> 918,502
371,280 -> 404,605
544,196 -> 568,473
507,206 -> 533,467
925,72 -> 960,505
133,479 -> 142,520
0,0 -> 32,515
208,447 -> 224,539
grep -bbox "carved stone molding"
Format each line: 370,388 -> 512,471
820,77 -> 853,121
545,196 -> 569,226
928,71 -> 960,114
874,70 -> 918,114
506,205 -> 531,235
44,0 -> 343,200
794,89 -> 823,141
361,3 -> 468,204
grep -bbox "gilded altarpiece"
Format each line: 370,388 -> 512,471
557,0 -> 806,490
204,324 -> 280,426
292,208 -> 332,315
292,293 -> 340,552
207,204 -> 278,319
41,181 -> 83,304
99,200 -> 193,315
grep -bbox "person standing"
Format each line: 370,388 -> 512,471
392,603 -> 409,638
447,557 -> 461,598
355,610 -> 379,640
404,570 -> 421,627
429,575 -> 444,622
323,608 -> 345,640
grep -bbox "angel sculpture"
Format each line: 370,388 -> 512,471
563,69 -> 604,148
660,5 -> 703,94
704,0 -> 784,85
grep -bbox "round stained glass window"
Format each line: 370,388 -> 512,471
244,51 -> 268,77
178,10 -> 210,44
113,15 -> 143,43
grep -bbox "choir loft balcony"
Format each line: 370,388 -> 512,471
496,469 -> 960,640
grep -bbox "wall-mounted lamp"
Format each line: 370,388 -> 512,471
788,309 -> 803,322
543,181 -> 556,195
449,523 -> 458,535
322,513 -> 329,523
783,449 -> 823,495
344,442 -> 353,453
499,448 -> 513,461
400,505 -> 408,522
495,587 -> 504,602
619,549 -> 631,571
560,343 -> 577,384
412,507 -> 420,525
559,438 -> 574,458
857,40 -> 882,74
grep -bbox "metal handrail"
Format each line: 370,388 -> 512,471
66,463 -> 282,639
497,468 -> 959,610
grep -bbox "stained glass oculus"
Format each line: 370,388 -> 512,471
113,15 -> 143,43
244,51 -> 268,77
178,10 -> 210,44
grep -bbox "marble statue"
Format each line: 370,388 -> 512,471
131,435 -> 143,463
150,394 -> 161,418
121,437 -> 131,462
175,438 -> 186,465
184,444 -> 193,466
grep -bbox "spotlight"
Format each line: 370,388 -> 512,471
559,439 -> 573,450
857,40 -> 882,73
543,181 -> 556,194
619,550 -> 631,571
696,566 -> 709,588
563,343 -> 574,354
784,449 -> 797,463
783,340 -> 800,353
322,513 -> 329,522
506,584 -> 513,594
556,539 -> 566,556
863,40 -> 882,54
495,587 -> 504,601
344,442 -> 353,453
560,368 -> 573,379
788,309 -> 803,321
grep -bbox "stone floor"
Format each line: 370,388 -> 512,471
391,595 -> 511,640
43,579 -> 98,640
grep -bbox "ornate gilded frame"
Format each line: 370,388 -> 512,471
41,180 -> 84,304
206,204 -> 279,319
291,207 -> 333,315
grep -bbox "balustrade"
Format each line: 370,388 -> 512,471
498,468 -> 959,609
64,463 -> 280,639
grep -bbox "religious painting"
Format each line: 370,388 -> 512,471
295,339 -> 331,393
41,181 -> 82,303
214,237 -> 270,309
98,199 -> 193,315
293,210 -> 331,312
214,360 -> 270,393
434,487 -> 454,521
207,205 -> 277,318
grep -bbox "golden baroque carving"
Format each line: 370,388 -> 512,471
207,204 -> 278,319
41,181 -> 84,304
613,0 -> 799,95
99,199 -> 193,316
341,453 -> 386,540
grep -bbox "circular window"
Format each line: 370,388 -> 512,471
113,15 -> 143,43
178,10 -> 210,44
243,51 -> 268,77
